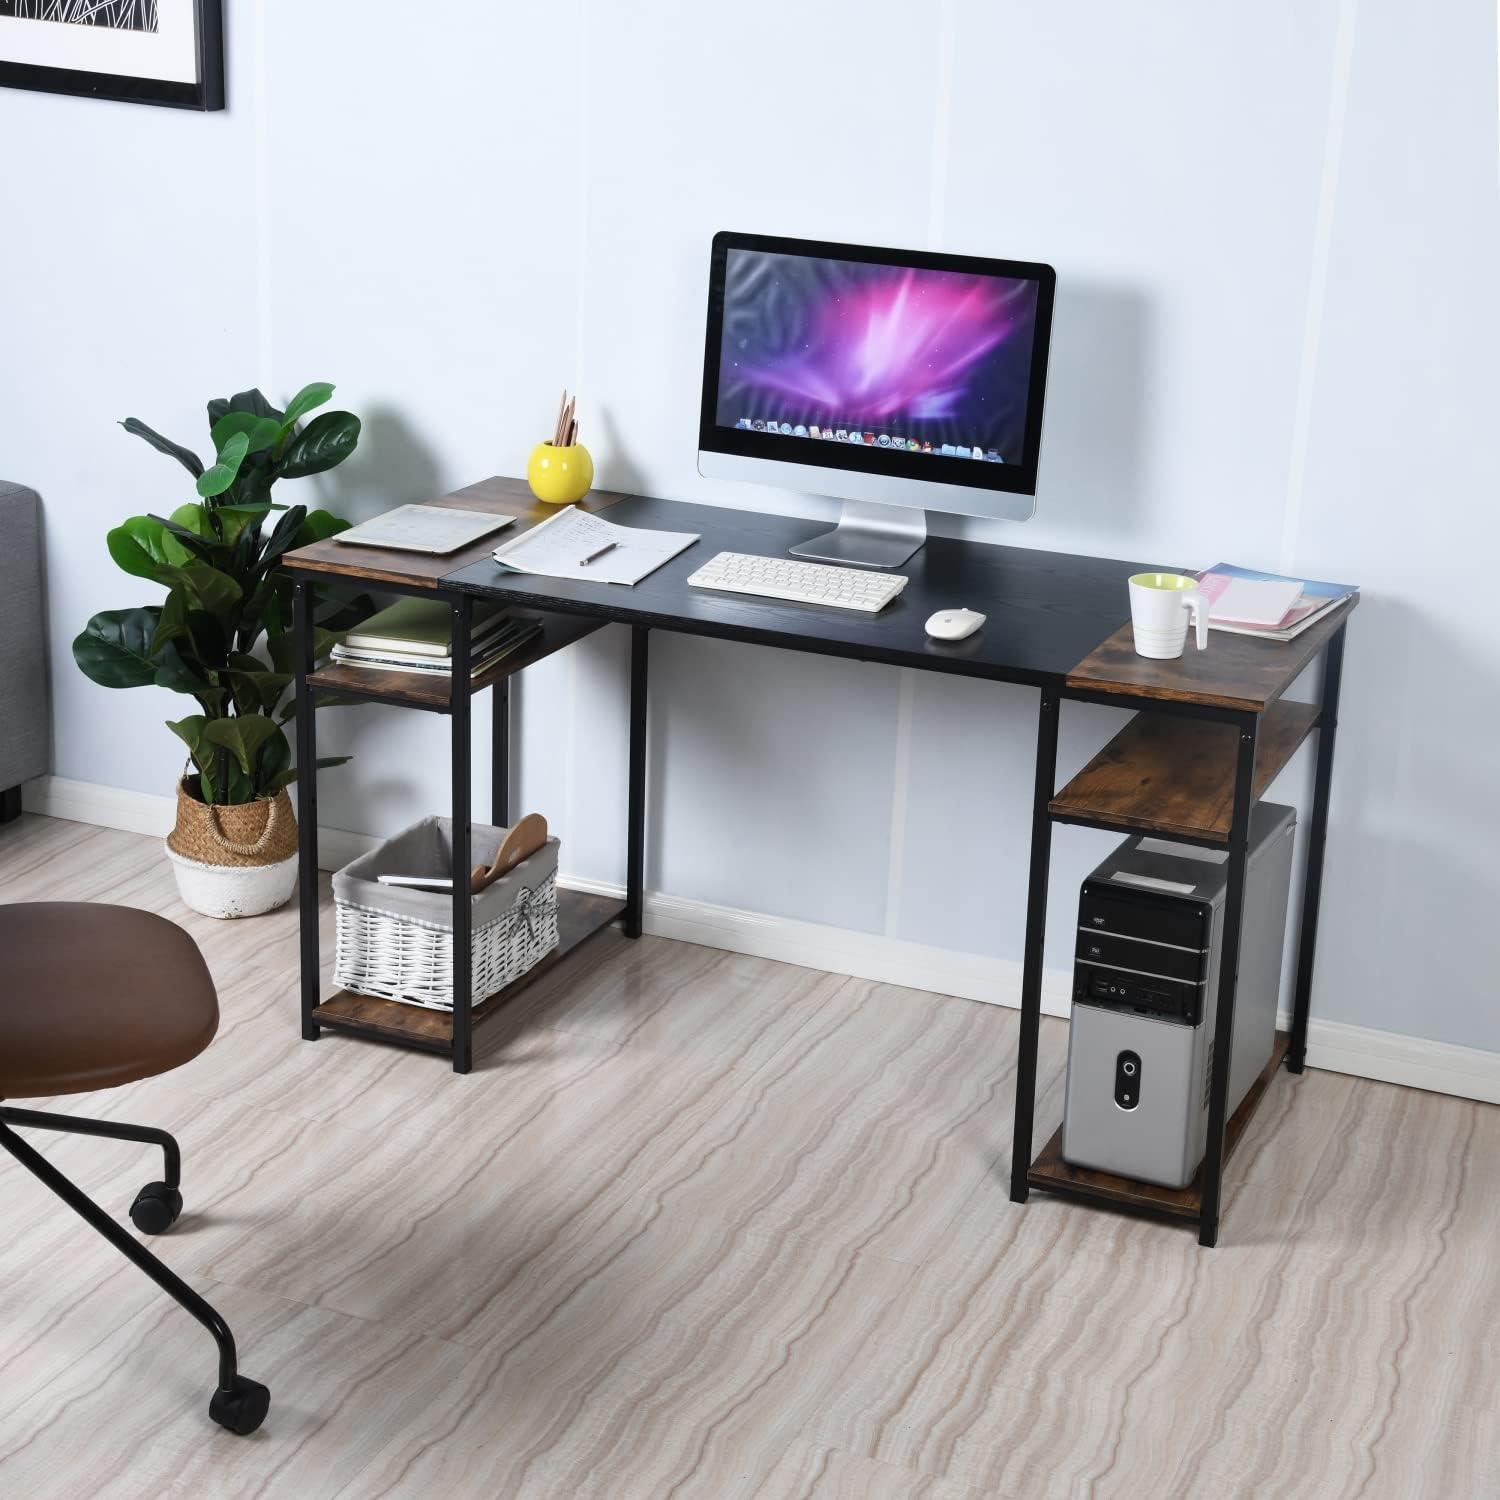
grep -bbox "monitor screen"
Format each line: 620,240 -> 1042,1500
699,233 -> 1054,501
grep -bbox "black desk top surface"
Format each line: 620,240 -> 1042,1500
443,493 -> 1156,687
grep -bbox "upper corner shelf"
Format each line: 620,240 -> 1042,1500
1050,697 -> 1320,844
307,610 -> 605,711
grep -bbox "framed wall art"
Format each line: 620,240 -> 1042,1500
0,2 -> 224,110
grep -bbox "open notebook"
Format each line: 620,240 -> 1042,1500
492,506 -> 698,585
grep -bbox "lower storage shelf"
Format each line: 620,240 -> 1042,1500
1026,1030 -> 1292,1222
1049,699 -> 1320,844
312,888 -> 627,1051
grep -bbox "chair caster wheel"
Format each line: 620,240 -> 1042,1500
209,1375 -> 270,1435
129,1181 -> 183,1235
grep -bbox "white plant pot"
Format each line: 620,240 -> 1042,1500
165,843 -> 298,919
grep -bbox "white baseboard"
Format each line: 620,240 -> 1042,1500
23,775 -> 1500,1106
1291,1015 -> 1500,1105
564,875 -> 1500,1105
562,872 -> 1077,1018
24,774 -> 178,840
24,775 -> 379,872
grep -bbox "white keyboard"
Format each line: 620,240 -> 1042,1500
687,551 -> 908,612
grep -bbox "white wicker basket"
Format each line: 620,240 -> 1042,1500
332,817 -> 560,1011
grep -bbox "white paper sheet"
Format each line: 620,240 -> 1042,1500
491,506 -> 698,585
1208,576 -> 1304,627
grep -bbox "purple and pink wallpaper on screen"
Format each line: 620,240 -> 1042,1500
715,250 -> 1040,462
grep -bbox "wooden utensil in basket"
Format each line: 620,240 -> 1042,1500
470,813 -> 548,893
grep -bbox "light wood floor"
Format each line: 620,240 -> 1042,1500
1,815 -> 1496,1499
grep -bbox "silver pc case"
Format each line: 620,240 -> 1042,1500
1061,803 -> 1297,1188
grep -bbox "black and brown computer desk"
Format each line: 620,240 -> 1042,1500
283,476 -> 1353,1248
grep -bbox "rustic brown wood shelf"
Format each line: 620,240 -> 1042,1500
312,889 -> 626,1052
1066,598 -> 1356,713
1049,697 -> 1320,843
307,610 -> 606,712
1026,1030 -> 1291,1221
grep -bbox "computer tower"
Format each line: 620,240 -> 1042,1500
1061,803 -> 1297,1188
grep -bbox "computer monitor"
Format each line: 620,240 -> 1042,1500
698,231 -> 1056,568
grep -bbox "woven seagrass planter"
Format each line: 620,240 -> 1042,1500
164,778 -> 299,919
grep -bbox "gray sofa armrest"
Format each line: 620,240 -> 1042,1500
0,481 -> 50,802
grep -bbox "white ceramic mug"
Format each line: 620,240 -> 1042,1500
1129,572 -> 1209,660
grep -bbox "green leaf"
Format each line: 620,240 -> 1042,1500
185,609 -> 229,668
295,509 -> 351,548
268,755 -> 351,793
279,411 -> 361,478
149,590 -> 190,654
202,714 -> 280,776
184,564 -> 242,616
107,516 -> 174,580
218,501 -> 273,525
152,640 -> 214,698
225,458 -> 276,513
207,389 -> 283,429
266,633 -> 297,676
211,411 -> 282,456
314,591 -> 375,633
256,504 -> 309,575
197,430 -> 251,499
119,418 -> 204,478
265,626 -> 340,679
256,726 -> 292,788
154,563 -> 242,619
278,382 -> 335,435
166,715 -> 208,762
73,608 -> 163,689
192,750 -> 256,807
153,505 -> 220,567
227,668 -> 293,716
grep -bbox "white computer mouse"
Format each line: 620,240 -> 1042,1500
925,607 -> 987,641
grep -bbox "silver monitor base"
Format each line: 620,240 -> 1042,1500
788,499 -> 927,570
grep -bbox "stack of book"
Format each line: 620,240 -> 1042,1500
330,598 -> 541,678
1197,563 -> 1359,643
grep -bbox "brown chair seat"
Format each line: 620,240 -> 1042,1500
0,903 -> 219,1099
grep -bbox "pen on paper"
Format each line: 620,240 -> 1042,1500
580,542 -> 618,566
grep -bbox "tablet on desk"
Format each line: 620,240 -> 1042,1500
335,505 -> 517,555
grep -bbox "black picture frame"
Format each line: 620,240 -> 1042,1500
0,1 -> 223,111
698,230 -> 1057,501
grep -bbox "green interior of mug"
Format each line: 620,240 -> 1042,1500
1129,572 -> 1197,591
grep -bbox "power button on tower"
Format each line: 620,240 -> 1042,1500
1115,1051 -> 1141,1110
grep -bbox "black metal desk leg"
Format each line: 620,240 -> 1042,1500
1199,714 -> 1260,1248
1010,690 -> 1060,1203
451,595 -> 474,1075
1287,625 -> 1346,1074
492,676 -> 511,828
293,580 -> 321,1042
624,626 -> 649,939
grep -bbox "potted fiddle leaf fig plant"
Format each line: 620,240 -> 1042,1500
74,383 -> 366,917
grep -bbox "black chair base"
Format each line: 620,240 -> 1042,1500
0,1106 -> 269,1435
0,785 -> 22,825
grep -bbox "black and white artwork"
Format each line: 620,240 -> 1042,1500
0,0 -> 221,109
0,3 -> 160,30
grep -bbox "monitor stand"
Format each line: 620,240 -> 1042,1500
788,499 -> 927,570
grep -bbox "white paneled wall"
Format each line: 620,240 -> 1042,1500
2,1 -> 1497,1054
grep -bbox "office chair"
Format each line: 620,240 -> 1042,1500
0,902 -> 269,1435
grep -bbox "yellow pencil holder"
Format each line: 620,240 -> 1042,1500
527,441 -> 594,505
